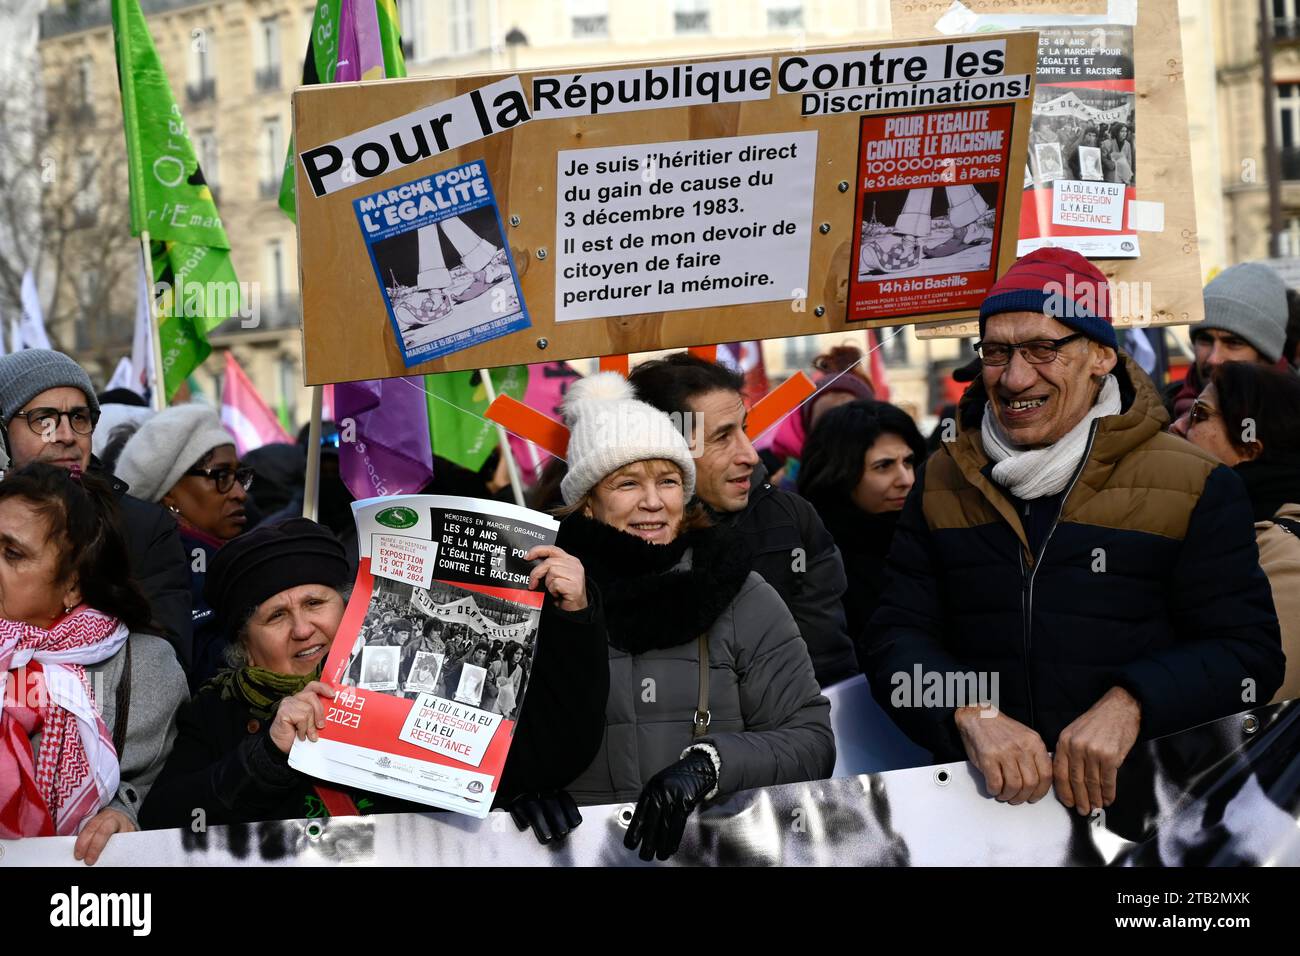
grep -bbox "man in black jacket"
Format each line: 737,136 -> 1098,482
0,349 -> 192,668
629,353 -> 859,687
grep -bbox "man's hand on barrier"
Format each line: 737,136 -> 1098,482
508,790 -> 583,844
955,706 -> 1053,805
1052,685 -> 1141,815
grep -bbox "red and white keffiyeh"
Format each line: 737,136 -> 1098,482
0,606 -> 128,838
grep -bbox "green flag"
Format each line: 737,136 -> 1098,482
112,0 -> 239,400
278,0 -> 407,222
426,367 -> 528,471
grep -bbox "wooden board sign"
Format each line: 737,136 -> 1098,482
890,0 -> 1203,340
293,32 -> 1039,384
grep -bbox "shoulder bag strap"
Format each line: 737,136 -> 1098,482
692,633 -> 711,740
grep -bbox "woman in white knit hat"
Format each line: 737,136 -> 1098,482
115,404 -> 251,689
552,373 -> 834,862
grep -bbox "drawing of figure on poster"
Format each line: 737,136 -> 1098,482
857,184 -> 997,280
370,205 -> 519,355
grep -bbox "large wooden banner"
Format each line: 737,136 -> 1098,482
891,0 -> 1203,339
293,34 -> 1038,384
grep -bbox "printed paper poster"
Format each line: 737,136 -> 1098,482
847,103 -> 1014,322
288,494 -> 558,817
1020,24 -> 1139,257
354,160 -> 530,366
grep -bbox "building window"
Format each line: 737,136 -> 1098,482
72,55 -> 95,123
1275,0 -> 1300,40
674,0 -> 709,34
450,0 -> 475,53
256,17 -> 281,91
397,0 -> 426,61
882,326 -> 910,365
1278,216 -> 1300,257
74,151 -> 98,225
187,27 -> 216,102
571,0 -> 609,39
1278,84 -> 1300,180
765,0 -> 804,32
196,128 -> 219,197
265,239 -> 286,312
260,118 -> 284,198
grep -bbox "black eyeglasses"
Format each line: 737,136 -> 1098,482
973,333 -> 1085,366
184,465 -> 254,494
13,406 -> 95,436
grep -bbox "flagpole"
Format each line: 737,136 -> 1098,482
479,369 -> 525,507
303,385 -> 323,521
139,231 -> 166,412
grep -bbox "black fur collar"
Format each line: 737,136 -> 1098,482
555,514 -> 752,654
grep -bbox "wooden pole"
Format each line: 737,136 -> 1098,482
302,385 -> 323,520
479,369 -> 525,506
139,230 -> 166,412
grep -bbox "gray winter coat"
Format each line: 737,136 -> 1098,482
32,632 -> 187,828
559,515 -> 834,806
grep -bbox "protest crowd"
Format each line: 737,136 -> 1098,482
0,243 -> 1295,865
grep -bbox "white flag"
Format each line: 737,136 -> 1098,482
19,269 -> 51,350
106,356 -> 135,392
129,246 -> 156,399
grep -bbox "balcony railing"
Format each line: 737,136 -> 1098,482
255,65 -> 281,92
1275,18 -> 1300,41
186,77 -> 216,104
259,177 -> 282,200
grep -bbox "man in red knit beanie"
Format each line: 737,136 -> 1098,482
864,247 -> 1282,824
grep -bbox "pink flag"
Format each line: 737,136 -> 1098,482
221,351 -> 293,455
506,361 -> 582,484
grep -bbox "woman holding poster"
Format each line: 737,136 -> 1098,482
550,374 -> 834,862
140,518 -> 609,837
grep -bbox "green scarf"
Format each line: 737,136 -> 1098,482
206,665 -> 320,720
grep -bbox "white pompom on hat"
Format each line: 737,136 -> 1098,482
558,372 -> 696,506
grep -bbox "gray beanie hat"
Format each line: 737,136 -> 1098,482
0,349 -> 100,425
115,403 -> 237,503
559,372 -> 696,506
1197,262 -> 1288,363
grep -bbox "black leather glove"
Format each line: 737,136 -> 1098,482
508,790 -> 583,845
624,749 -> 718,862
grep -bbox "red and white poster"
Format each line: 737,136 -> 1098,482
847,103 -> 1015,322
1019,24 -> 1138,258
288,495 -> 558,818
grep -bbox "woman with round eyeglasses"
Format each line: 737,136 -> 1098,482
116,404 -> 253,689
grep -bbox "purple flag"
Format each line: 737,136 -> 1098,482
336,377 -> 434,499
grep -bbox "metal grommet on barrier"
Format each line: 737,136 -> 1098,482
305,821 -> 324,840
616,805 -> 636,829
814,305 -> 826,317
818,222 -> 831,234
933,768 -> 951,787
1243,714 -> 1260,735
536,247 -> 548,260
509,215 -> 520,227
536,338 -> 549,350
838,180 -> 850,192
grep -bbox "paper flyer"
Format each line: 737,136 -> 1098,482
354,159 -> 531,366
847,103 -> 1014,322
1020,24 -> 1139,257
289,495 -> 559,817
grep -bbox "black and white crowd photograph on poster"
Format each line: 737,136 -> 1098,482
342,575 -> 537,718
